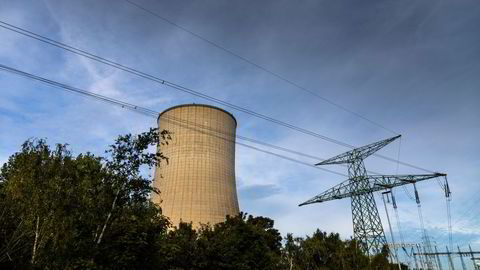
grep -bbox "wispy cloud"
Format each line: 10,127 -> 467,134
0,0 -> 478,248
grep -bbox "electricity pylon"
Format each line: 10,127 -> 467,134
299,135 -> 446,255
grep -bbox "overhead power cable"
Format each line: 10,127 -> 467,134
161,114 -> 383,175
0,63 -> 346,177
164,115 -> 344,175
163,113 -> 383,175
453,196 -> 480,226
124,0 -> 398,135
0,20 -> 434,173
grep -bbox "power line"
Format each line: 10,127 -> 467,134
124,0 -> 399,135
0,20 -> 434,173
162,114 -> 384,175
0,20 -> 351,147
0,63 -> 346,177
165,115 -> 344,175
453,196 -> 480,227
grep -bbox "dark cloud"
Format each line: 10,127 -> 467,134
1,0 -> 479,242
239,184 -> 282,200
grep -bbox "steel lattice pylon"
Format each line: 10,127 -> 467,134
299,135 -> 446,255
348,158 -> 386,254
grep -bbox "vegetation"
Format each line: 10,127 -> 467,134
0,129 -> 400,269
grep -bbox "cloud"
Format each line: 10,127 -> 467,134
239,184 -> 282,200
1,0 -> 479,247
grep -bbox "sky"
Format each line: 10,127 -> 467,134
1,0 -> 479,265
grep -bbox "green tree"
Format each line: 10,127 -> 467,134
0,128 -> 404,269
157,222 -> 200,269
370,245 -> 392,270
280,229 -> 398,270
282,233 -> 304,270
156,213 -> 283,270
0,128 -> 170,269
196,213 -> 283,270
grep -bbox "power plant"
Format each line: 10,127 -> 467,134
152,104 -> 240,228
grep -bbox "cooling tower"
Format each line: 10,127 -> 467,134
152,104 -> 240,228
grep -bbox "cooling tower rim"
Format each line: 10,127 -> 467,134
158,104 -> 237,127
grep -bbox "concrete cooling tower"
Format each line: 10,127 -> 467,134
152,104 -> 240,228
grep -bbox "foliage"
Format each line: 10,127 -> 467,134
282,229 -> 402,270
197,213 -> 282,270
155,213 -> 283,270
0,128 -> 169,269
0,128 -> 401,269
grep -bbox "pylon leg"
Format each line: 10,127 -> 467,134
349,160 -> 387,255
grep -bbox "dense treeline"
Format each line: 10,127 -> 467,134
0,129 -> 402,269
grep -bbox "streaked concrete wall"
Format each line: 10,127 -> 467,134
152,104 -> 239,228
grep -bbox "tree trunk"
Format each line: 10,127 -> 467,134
96,188 -> 121,245
31,216 -> 39,264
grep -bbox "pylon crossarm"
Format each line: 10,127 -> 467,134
316,135 -> 401,166
299,178 -> 353,206
369,173 -> 446,188
298,173 -> 445,206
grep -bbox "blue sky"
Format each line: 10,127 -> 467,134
1,0 -> 479,265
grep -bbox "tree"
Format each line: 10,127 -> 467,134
280,229 -> 398,270
196,213 -> 283,270
157,222 -> 200,269
155,213 -> 283,270
0,128 -> 170,269
1,128 -> 404,269
282,233 -> 303,270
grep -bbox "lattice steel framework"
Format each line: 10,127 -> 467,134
299,135 -> 446,255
